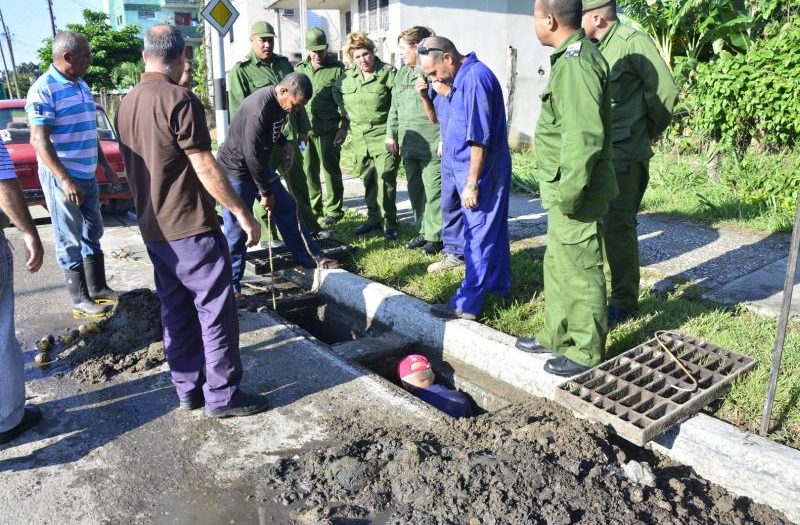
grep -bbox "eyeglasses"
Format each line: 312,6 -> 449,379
417,43 -> 444,55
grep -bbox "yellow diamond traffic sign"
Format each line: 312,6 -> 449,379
201,0 -> 239,37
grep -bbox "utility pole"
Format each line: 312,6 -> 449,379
0,9 -> 19,98
0,39 -> 12,99
46,0 -> 57,38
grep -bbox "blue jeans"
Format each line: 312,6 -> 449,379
0,234 -> 25,432
222,173 -> 320,293
39,168 -> 103,270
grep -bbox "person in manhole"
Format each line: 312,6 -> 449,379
416,35 -> 513,321
580,0 -> 678,328
216,72 -> 340,300
115,24 -> 268,418
398,354 -> 473,418
516,0 -> 618,377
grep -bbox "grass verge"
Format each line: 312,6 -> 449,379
325,210 -> 800,448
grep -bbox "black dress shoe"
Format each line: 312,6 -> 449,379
422,241 -> 443,255
515,337 -> 552,354
0,405 -> 42,444
205,393 -> 269,419
404,235 -> 426,249
608,305 -> 634,329
178,391 -> 204,411
429,304 -> 477,321
354,223 -> 379,235
544,356 -> 590,377
384,229 -> 398,240
324,215 -> 341,226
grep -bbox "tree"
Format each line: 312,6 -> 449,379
111,61 -> 144,91
36,10 -> 142,92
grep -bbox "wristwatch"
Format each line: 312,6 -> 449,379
465,181 -> 478,191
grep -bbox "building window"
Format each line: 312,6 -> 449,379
138,11 -> 156,20
345,11 -> 351,34
116,15 -> 123,25
358,0 -> 367,31
379,0 -> 388,30
368,0 -> 377,32
174,12 -> 191,26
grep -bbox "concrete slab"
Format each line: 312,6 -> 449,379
705,255 -> 800,317
0,312 -> 435,525
296,267 -> 800,523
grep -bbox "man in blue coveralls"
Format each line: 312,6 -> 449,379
417,36 -> 512,321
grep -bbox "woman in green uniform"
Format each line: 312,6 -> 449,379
386,26 -> 443,254
334,32 -> 399,239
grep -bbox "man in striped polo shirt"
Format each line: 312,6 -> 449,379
0,136 -> 45,444
27,31 -> 119,318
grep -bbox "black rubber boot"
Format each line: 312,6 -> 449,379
84,253 -> 118,303
64,267 -> 110,318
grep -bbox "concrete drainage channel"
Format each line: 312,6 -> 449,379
263,267 -> 800,523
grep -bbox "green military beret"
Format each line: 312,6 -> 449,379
582,0 -> 613,11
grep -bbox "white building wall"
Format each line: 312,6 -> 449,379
396,0 -> 549,149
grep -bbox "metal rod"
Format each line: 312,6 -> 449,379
760,190 -> 800,435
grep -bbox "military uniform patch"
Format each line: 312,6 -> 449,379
565,41 -> 582,58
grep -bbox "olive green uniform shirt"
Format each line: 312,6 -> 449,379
295,55 -> 346,136
227,51 -> 310,140
535,29 -> 617,219
386,64 -> 440,159
333,59 -> 396,158
598,21 -> 677,163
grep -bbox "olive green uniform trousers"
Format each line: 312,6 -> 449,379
404,156 -> 442,242
536,211 -> 608,367
360,150 -> 399,230
604,160 -> 649,311
304,132 -> 344,220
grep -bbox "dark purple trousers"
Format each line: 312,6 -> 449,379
145,230 -> 242,409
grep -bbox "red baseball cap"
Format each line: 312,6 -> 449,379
397,354 -> 432,381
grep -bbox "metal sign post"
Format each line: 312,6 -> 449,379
761,190 -> 800,435
200,0 -> 239,144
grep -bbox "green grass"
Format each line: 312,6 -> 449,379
508,147 -> 799,234
325,212 -> 800,448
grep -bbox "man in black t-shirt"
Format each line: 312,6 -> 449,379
217,73 -> 337,298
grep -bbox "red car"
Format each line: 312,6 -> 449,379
0,99 -> 129,209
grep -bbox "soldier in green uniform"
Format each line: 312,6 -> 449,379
386,27 -> 443,254
295,28 -> 348,227
582,0 -> 678,326
227,21 -> 323,239
515,0 -> 618,377
333,32 -> 399,239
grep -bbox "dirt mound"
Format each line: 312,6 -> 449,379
263,399 -> 789,525
60,289 -> 164,383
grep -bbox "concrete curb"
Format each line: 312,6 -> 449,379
291,268 -> 800,523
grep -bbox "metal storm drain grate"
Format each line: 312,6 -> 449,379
554,332 -> 757,446
246,239 -> 355,275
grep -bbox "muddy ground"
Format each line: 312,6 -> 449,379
262,398 -> 790,525
55,289 -> 165,382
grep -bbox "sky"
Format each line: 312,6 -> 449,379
2,0 -> 103,65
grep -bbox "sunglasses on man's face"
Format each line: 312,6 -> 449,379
417,43 -> 444,55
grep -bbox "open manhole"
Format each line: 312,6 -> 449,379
245,239 -> 355,274
355,349 -> 528,416
555,332 -> 757,446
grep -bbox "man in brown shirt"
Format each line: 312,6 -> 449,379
116,24 -> 267,418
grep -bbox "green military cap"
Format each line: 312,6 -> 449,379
250,21 -> 276,38
306,27 -> 328,51
582,0 -> 612,11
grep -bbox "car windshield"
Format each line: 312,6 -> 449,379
0,106 -> 117,144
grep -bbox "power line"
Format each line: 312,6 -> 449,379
0,9 -> 19,97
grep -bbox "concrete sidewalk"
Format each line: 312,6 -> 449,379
341,174 -> 799,317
